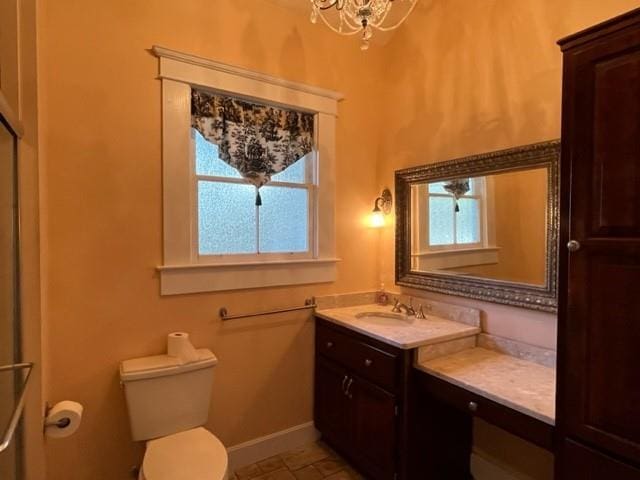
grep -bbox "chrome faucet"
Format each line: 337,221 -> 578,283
392,297 -> 427,319
391,298 -> 416,317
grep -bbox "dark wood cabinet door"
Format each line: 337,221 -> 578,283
559,10 -> 640,466
351,375 -> 397,480
314,357 -> 353,452
560,440 -> 640,480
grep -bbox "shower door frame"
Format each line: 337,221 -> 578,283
0,90 -> 32,480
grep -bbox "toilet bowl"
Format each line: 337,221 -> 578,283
139,427 -> 228,480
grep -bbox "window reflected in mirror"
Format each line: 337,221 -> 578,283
411,167 -> 548,287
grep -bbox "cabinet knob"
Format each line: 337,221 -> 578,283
468,401 -> 478,413
364,359 -> 373,367
567,240 -> 581,252
326,341 -> 334,349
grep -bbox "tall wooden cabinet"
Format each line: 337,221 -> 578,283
557,8 -> 640,478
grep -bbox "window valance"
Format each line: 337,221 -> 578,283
191,89 -> 315,205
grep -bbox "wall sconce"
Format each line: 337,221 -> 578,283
370,188 -> 393,228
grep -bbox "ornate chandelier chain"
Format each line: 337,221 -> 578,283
310,0 -> 417,50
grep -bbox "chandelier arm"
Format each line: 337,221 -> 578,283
341,15 -> 366,30
312,0 -> 340,10
371,0 -> 418,31
317,10 -> 362,35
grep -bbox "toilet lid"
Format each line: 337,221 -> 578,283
143,427 -> 228,480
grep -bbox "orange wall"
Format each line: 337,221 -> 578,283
377,1 -> 639,478
38,1 -> 385,478
379,0 -> 640,347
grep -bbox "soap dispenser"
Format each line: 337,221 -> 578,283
376,283 -> 389,305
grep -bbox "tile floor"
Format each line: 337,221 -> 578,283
232,442 -> 364,480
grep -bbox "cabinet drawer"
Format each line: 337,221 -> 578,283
316,322 -> 398,391
415,370 -> 554,451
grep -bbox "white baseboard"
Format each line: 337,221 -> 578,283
471,452 -> 527,480
227,422 -> 320,471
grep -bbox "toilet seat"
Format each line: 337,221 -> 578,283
141,427 -> 228,480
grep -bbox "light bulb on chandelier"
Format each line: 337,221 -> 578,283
310,0 -> 418,50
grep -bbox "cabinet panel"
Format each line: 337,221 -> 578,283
561,440 -> 640,479
352,376 -> 397,480
592,49 -> 640,234
564,246 -> 640,460
314,357 -> 352,452
566,28 -> 640,239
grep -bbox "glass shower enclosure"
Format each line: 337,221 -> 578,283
0,108 -> 32,479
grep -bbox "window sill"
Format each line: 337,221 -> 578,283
412,247 -> 499,270
158,258 -> 341,295
413,247 -> 500,257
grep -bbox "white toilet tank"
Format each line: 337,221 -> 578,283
120,349 -> 218,441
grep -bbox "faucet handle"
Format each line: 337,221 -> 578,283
415,304 -> 426,319
391,298 -> 401,313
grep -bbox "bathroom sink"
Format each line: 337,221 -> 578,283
354,312 -> 411,326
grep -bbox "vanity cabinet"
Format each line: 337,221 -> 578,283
557,7 -> 640,478
314,318 -> 412,480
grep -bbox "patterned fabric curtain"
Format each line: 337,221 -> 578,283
191,89 -> 315,205
443,179 -> 470,212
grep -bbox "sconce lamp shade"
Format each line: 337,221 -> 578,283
369,188 -> 392,228
369,209 -> 386,228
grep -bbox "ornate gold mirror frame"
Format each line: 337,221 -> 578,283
395,140 -> 560,313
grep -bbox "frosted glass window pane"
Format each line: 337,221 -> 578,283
467,177 -> 484,195
259,186 -> 308,253
194,129 -> 241,178
428,181 -> 448,194
456,198 -> 481,244
198,181 -> 256,255
271,155 -> 307,184
429,197 -> 454,246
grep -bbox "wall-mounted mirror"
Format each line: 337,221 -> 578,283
395,141 -> 559,312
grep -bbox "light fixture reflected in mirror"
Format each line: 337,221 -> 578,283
369,188 -> 392,228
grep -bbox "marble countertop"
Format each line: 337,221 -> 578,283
415,347 -> 556,425
315,304 -> 480,350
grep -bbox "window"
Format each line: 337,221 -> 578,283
427,178 -> 483,250
154,46 -> 341,295
411,177 -> 498,272
194,130 -> 315,259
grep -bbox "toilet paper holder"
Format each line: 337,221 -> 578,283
43,402 -> 72,429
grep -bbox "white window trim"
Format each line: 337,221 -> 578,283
153,46 -> 343,295
411,247 -> 501,270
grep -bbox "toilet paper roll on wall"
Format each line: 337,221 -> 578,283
167,332 -> 199,364
45,401 -> 83,439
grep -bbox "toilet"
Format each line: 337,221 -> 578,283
120,346 -> 228,480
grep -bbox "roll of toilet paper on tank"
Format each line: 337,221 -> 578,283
167,332 -> 199,364
45,401 -> 83,439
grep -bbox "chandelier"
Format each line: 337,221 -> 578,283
310,0 -> 418,50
